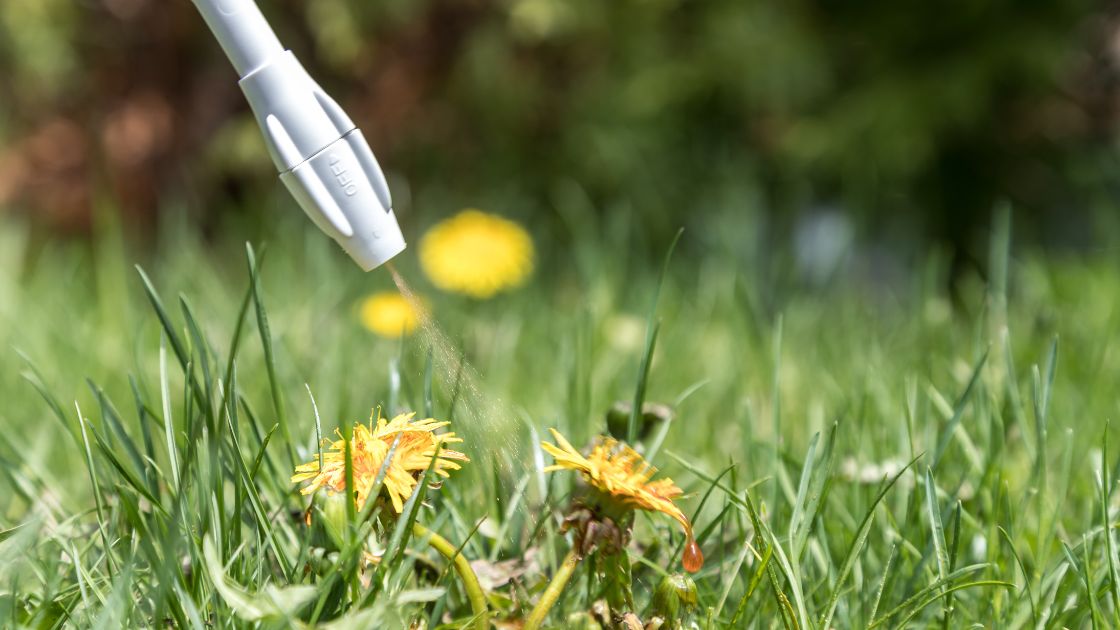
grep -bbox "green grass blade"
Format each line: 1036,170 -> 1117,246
670,464 -> 734,564
770,314 -> 784,511
246,243 -> 295,468
818,453 -> 921,630
1031,337 -> 1058,491
730,539 -> 774,627
87,380 -> 149,495
17,351 -> 78,445
220,408 -> 293,578
85,417 -> 165,514
714,527 -> 754,620
1102,472 -> 1120,624
866,542 -> 897,627
942,499 -> 962,630
998,525 -> 1037,626
159,333 -> 180,489
306,384 -> 323,470
627,227 -> 682,444
666,451 -> 768,513
222,272 -> 255,398
386,448 -> 442,569
127,375 -> 161,496
74,402 -> 115,575
791,422 -> 836,560
179,295 -> 214,413
136,266 -> 189,369
893,581 -> 1016,628
249,423 -> 279,480
867,563 -> 991,628
626,322 -> 660,445
924,468 -> 950,616
789,431 -> 820,549
932,350 -> 988,469
742,489 -> 795,630
343,423 -> 359,600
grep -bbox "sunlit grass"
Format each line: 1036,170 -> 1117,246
3,208 -> 1120,627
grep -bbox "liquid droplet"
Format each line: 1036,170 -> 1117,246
682,538 -> 704,573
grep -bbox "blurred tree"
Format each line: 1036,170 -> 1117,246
0,0 -> 1115,263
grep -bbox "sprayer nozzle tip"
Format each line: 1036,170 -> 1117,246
278,131 -> 406,272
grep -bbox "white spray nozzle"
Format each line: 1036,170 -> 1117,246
192,0 -> 405,271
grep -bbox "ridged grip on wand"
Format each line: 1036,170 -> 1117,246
192,0 -> 406,270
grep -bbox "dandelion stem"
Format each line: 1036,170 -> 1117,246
413,522 -> 489,629
525,548 -> 581,630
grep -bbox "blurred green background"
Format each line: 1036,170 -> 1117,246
2,0 -> 1119,275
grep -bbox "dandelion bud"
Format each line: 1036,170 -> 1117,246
650,573 -> 698,623
317,491 -> 350,549
605,401 -> 673,443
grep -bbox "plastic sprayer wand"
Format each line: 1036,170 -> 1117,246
191,0 -> 406,271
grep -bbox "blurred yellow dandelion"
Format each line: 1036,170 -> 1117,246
359,291 -> 420,338
419,209 -> 534,298
541,428 -> 704,572
292,412 -> 468,513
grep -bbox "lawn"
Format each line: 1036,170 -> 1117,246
1,207 -> 1119,628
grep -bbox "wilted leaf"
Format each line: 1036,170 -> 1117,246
470,547 -> 541,591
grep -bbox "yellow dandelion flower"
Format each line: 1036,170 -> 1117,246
541,428 -> 704,572
292,412 -> 468,514
359,291 -> 420,338
419,209 -> 534,298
